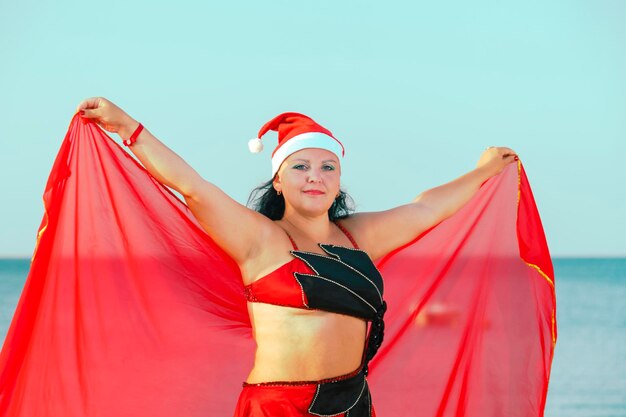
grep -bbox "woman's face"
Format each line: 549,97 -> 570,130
273,148 -> 341,217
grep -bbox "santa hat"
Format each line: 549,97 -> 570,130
248,112 -> 344,176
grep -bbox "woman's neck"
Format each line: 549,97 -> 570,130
279,212 -> 334,244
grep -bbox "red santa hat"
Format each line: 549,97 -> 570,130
248,112 -> 345,176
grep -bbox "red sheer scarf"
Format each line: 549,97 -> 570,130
0,115 -> 556,416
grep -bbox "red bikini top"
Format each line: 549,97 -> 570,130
244,222 -> 362,309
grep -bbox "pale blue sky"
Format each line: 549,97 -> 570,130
0,0 -> 624,257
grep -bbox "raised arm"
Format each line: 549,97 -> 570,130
343,147 -> 518,260
77,97 -> 272,265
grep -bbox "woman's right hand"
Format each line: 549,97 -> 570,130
77,97 -> 139,140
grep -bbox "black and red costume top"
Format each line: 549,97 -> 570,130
244,224 -> 385,319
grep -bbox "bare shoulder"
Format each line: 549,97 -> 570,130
339,203 -> 437,260
185,181 -> 295,276
238,220 -> 299,285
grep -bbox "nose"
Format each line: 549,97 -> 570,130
307,168 -> 322,183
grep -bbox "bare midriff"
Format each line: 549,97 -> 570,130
245,302 -> 367,383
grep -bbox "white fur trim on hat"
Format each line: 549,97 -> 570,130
271,132 -> 343,176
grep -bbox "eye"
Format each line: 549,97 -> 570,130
292,164 -> 308,170
322,164 -> 335,171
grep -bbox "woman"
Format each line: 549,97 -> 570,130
77,97 -> 518,416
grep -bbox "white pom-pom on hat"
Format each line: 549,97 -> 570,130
248,138 -> 264,153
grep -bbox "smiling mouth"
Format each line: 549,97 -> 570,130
303,190 -> 325,195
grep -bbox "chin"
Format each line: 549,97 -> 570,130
298,202 -> 334,217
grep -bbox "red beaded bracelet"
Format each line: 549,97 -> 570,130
123,123 -> 144,147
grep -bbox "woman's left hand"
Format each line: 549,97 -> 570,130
476,146 -> 518,178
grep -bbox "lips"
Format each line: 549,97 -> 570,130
303,190 -> 325,195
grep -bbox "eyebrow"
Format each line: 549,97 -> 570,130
291,159 -> 338,164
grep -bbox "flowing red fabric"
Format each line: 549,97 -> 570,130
0,115 -> 556,416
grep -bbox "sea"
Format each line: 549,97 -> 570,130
0,257 -> 624,416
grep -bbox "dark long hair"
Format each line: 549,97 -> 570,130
247,179 -> 355,221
